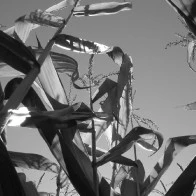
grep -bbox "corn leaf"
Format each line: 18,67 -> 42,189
36,53 -> 68,104
5,79 -> 117,196
18,172 -> 39,196
0,30 -> 40,74
0,139 -> 26,196
121,179 -> 137,196
85,144 -> 137,167
92,78 -> 117,104
54,34 -> 112,54
114,166 -> 128,189
45,0 -> 73,13
165,156 -> 196,196
16,10 -> 64,28
141,135 -> 196,196
73,2 -> 132,17
165,0 -> 196,36
4,0 -> 70,42
96,126 -> 163,167
9,151 -> 60,174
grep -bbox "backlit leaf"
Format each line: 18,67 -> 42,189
73,2 -> 132,17
54,34 -> 112,54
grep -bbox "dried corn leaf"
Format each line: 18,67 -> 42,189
73,2 -> 132,17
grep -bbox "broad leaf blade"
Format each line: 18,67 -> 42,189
73,2 -> 132,17
9,151 -> 60,174
0,30 -> 40,73
141,135 -> 196,196
165,156 -> 196,196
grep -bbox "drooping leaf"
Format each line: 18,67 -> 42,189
141,135 -> 196,196
0,30 -> 40,74
96,126 -> 163,167
165,156 -> 196,196
54,34 -> 112,54
45,0 -> 73,13
16,10 -> 64,28
85,144 -> 137,167
165,0 -> 196,36
73,2 -> 132,17
92,78 -> 117,104
9,151 -> 60,174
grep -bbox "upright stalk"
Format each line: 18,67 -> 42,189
89,54 -> 99,196
134,144 -> 140,196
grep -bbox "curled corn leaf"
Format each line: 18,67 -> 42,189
73,2 -> 132,17
54,34 -> 112,54
141,135 -> 196,196
85,144 -> 137,167
96,127 -> 163,167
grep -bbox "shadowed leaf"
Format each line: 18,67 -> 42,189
0,30 -> 40,73
9,151 -> 60,174
85,144 -> 137,167
73,2 -> 132,17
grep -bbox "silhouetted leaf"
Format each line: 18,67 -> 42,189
141,135 -> 196,196
0,30 -> 40,74
165,156 -> 196,196
73,2 -> 132,17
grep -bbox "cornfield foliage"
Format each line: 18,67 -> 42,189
0,0 -> 196,196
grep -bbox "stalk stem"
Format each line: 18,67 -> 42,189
134,144 -> 140,196
89,54 -> 99,196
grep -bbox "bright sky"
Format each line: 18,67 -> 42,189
1,0 -> 196,195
